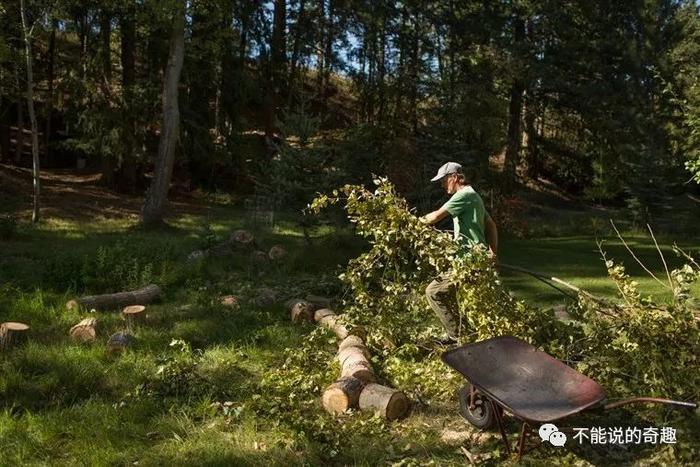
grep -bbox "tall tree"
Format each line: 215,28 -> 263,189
264,0 -> 286,140
504,13 -> 526,187
142,1 -> 186,227
20,0 -> 40,222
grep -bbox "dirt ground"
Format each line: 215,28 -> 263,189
0,164 -> 212,221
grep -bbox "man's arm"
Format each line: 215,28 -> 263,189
420,207 -> 449,225
485,215 -> 498,257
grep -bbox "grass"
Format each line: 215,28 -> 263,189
0,203 -> 699,466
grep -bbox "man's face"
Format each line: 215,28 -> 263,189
442,174 -> 457,194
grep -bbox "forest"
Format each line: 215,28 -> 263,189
1,0 -> 699,465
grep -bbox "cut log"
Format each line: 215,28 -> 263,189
69,317 -> 98,343
66,284 -> 161,311
306,294 -> 331,309
0,322 -> 29,350
322,377 -> 365,414
314,309 -> 349,340
107,332 -> 134,353
337,345 -> 371,365
313,308 -> 335,322
288,299 -> 314,322
268,245 -> 287,260
338,335 -> 365,352
341,361 -> 375,383
359,383 -> 410,420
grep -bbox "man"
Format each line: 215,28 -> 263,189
419,162 -> 498,343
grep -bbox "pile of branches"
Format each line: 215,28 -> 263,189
310,178 -> 700,408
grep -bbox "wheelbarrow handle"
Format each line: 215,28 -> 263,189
603,397 -> 698,411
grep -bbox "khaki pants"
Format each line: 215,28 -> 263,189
425,272 -> 460,339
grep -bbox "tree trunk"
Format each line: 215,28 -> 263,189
100,12 -> 112,82
524,89 -> 539,179
20,0 -> 41,223
0,98 -> 10,161
66,284 -> 162,311
117,3 -> 137,190
14,67 -> 24,164
322,377 -> 364,414
44,20 -> 57,166
359,383 -> 410,420
142,2 -> 185,227
69,318 -> 98,343
287,0 -> 306,110
264,0 -> 286,139
322,0 -> 334,105
503,16 -> 526,187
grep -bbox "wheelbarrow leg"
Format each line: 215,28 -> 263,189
490,400 -> 511,455
517,422 -> 530,460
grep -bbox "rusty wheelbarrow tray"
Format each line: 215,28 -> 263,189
442,336 -> 697,458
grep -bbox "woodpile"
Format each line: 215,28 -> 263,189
69,317 -> 98,343
66,284 -> 161,311
287,300 -> 410,420
0,322 -> 29,350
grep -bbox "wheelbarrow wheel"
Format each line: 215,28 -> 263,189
458,384 -> 501,430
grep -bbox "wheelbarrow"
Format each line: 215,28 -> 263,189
442,336 -> 698,458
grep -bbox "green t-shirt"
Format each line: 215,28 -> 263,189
442,186 -> 489,247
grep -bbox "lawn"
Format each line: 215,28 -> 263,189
0,203 -> 698,466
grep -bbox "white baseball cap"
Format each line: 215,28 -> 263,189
430,162 -> 463,182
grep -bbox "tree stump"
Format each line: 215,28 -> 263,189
359,383 -> 410,420
268,245 -> 287,260
322,377 -> 365,414
0,322 -> 29,350
251,250 -> 270,264
287,299 -> 315,322
314,309 -> 349,340
121,305 -> 146,329
230,229 -> 254,249
66,284 -> 161,311
255,288 -> 277,307
69,318 -> 98,343
220,295 -> 239,308
107,332 -> 134,353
